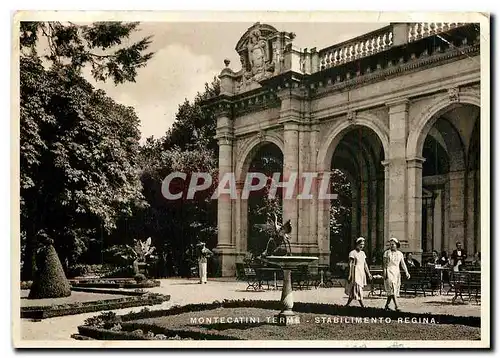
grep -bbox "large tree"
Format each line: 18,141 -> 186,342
114,79 -> 220,277
20,21 -> 154,279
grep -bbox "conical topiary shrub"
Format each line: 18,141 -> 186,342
28,241 -> 71,299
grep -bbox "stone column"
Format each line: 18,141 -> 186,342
382,161 -> 390,244
425,195 -> 434,252
234,180 -> 247,261
407,156 -> 425,259
466,171 -> 475,256
277,87 -> 303,247
297,124 -> 312,246
316,172 -> 331,266
359,181 -> 369,241
214,108 -> 236,277
448,171 -> 469,254
385,99 -> 410,246
308,121 -> 320,247
433,189 -> 443,252
283,122 -> 299,245
448,171 -> 466,249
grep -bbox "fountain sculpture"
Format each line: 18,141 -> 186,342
258,214 -> 318,325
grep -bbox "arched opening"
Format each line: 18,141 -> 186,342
245,142 -> 284,255
420,104 -> 479,259
329,126 -> 385,266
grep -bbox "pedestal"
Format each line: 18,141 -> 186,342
275,269 -> 300,326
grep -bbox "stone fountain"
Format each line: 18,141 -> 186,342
258,216 -> 318,325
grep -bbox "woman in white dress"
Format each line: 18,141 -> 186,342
383,238 -> 410,311
345,237 -> 372,308
196,242 -> 213,284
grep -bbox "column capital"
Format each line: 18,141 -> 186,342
283,122 -> 300,131
386,98 -> 410,114
407,156 -> 426,168
216,133 -> 234,146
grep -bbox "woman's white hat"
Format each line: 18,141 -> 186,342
389,237 -> 399,244
356,237 -> 365,244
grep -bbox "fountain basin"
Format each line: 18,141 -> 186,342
262,255 -> 319,269
259,255 -> 318,325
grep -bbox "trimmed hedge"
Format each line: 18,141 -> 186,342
21,293 -> 170,319
77,325 -> 239,341
70,287 -> 147,296
29,245 -> 72,299
76,299 -> 480,341
71,280 -> 161,289
116,299 -> 481,328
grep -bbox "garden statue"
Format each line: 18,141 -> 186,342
260,213 -> 292,257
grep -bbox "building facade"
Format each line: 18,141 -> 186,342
203,22 -> 481,276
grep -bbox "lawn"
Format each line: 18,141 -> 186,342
20,290 -> 130,307
128,307 -> 480,340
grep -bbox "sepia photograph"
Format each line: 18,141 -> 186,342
11,11 -> 490,348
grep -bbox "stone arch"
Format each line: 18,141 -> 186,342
235,132 -> 284,182
317,113 -> 389,172
406,90 -> 480,159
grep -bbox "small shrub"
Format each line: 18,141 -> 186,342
84,311 -> 119,328
28,244 -> 71,299
134,274 -> 147,282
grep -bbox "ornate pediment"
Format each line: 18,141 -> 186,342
234,22 -> 295,93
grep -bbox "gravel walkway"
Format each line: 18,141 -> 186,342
18,278 -> 481,341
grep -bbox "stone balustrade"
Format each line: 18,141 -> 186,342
408,22 -> 467,42
319,26 -> 393,71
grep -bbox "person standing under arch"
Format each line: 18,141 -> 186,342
196,242 -> 213,284
345,237 -> 372,308
383,238 -> 411,311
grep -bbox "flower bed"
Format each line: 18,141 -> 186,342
21,293 -> 170,319
76,299 -> 481,341
71,279 -> 161,289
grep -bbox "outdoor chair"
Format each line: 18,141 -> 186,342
402,267 -> 428,296
450,271 -> 468,303
421,266 -> 441,296
243,265 -> 262,291
291,265 -> 311,290
235,263 -> 246,281
467,272 -> 481,303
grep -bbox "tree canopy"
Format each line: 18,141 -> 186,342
20,21 -> 154,279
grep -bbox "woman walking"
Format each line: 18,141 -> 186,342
345,237 -> 372,308
383,238 -> 410,311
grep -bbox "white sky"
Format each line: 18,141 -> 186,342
88,22 -> 386,142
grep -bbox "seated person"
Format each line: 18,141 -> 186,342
439,251 -> 449,267
428,250 -> 440,265
471,252 -> 481,269
404,252 -> 421,269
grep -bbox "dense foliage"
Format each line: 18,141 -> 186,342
20,21 -> 154,279
114,79 -> 221,277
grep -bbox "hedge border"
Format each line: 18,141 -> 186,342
76,298 -> 481,340
21,294 -> 170,319
71,280 -> 161,289
77,325 -> 242,341
113,299 -> 480,327
70,287 -> 147,296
